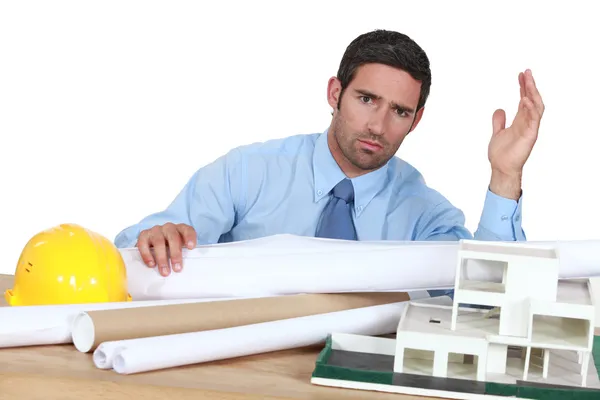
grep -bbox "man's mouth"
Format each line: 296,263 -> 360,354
357,139 -> 383,151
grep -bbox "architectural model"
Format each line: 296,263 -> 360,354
311,239 -> 600,399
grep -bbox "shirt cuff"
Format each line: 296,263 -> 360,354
114,227 -> 142,249
478,189 -> 525,241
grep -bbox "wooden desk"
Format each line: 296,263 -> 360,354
0,274 -> 424,400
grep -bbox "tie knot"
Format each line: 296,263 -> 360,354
332,178 -> 354,203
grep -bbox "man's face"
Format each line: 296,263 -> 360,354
327,63 -> 424,177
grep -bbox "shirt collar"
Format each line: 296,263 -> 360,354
312,129 -> 391,217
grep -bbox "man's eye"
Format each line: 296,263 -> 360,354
361,96 -> 371,103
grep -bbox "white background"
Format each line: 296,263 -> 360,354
0,1 -> 598,275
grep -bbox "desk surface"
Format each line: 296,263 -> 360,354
0,274 -> 424,400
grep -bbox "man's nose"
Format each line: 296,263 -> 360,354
367,108 -> 386,136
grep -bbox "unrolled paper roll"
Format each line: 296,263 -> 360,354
120,234 -> 600,301
71,291 -> 410,353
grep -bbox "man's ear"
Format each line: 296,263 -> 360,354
408,107 -> 425,133
327,77 -> 342,110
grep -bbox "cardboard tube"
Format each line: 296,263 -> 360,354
71,292 -> 409,353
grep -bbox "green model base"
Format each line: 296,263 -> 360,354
311,335 -> 600,399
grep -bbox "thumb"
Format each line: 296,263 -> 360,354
492,109 -> 506,135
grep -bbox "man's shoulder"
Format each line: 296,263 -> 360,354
387,156 -> 454,207
198,132 -> 320,175
387,156 -> 426,186
231,132 -> 320,158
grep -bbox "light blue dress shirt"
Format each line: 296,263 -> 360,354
114,130 -> 526,248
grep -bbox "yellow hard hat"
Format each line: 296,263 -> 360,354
5,223 -> 132,306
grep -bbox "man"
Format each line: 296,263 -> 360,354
115,29 -> 543,281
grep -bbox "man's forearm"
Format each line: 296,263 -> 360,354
489,169 -> 522,201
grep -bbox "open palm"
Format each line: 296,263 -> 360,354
488,69 -> 545,177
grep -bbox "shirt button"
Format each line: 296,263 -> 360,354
317,189 -> 323,196
515,214 -> 520,221
357,206 -> 363,212
501,215 -> 508,221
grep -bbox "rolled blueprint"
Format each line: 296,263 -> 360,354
94,300 -> 415,374
120,234 -> 600,300
0,296 -> 259,348
71,291 -> 410,353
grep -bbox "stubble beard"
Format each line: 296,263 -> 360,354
332,116 -> 397,172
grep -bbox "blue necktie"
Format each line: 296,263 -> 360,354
427,289 -> 493,309
316,178 -> 357,240
427,288 -> 455,299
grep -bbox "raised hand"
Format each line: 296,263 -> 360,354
488,69 -> 544,199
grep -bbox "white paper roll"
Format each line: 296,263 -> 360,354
94,341 -> 127,369
95,302 -> 408,374
120,234 -> 600,300
0,296 -> 252,348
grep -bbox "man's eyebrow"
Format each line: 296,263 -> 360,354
353,89 -> 416,114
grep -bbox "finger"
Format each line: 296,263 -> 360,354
149,227 -> 170,277
492,109 -> 506,135
177,224 -> 197,249
512,99 -> 529,133
522,96 -> 541,133
524,69 -> 544,116
136,230 -> 156,267
518,72 -> 525,99
163,223 -> 183,272
512,97 -> 539,139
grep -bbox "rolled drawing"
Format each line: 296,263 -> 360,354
92,292 -> 433,370
93,301 -> 411,374
120,234 -> 600,300
71,291 -> 411,353
0,296 -> 256,348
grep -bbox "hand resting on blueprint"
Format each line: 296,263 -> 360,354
135,223 -> 197,276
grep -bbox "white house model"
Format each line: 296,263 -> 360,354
312,239 -> 600,397
393,239 -> 596,387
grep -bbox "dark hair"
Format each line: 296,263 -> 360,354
336,29 -> 431,111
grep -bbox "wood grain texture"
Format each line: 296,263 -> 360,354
2,273 -> 597,399
0,274 -> 420,399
